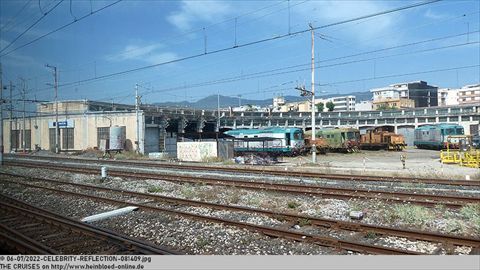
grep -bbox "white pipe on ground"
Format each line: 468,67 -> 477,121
81,206 -> 138,223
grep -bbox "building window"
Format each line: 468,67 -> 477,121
49,128 -> 57,150
97,127 -> 110,148
62,128 -> 74,149
11,130 -> 19,150
21,129 -> 31,149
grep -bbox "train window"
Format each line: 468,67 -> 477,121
293,131 -> 302,140
457,128 -> 464,135
347,132 -> 356,140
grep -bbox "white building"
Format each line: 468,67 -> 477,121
371,86 -> 401,101
438,88 -> 460,106
329,95 -> 356,111
355,100 -> 373,111
458,84 -> 480,105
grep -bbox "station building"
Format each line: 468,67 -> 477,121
3,100 -> 219,154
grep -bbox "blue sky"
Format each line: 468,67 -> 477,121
0,0 -> 479,108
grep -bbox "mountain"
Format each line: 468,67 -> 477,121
152,91 -> 372,109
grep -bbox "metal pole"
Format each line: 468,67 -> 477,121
46,64 -> 59,153
22,82 -> 26,153
217,91 -> 220,132
310,24 -> 316,164
135,83 -> 139,153
0,64 -> 3,165
54,67 -> 59,154
9,81 -> 12,152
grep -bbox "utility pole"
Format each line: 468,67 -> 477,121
135,83 -> 140,154
46,64 -> 59,154
310,23 -> 316,164
19,78 -> 27,154
296,24 -> 317,164
0,63 -> 3,165
9,81 -> 13,152
217,91 -> 220,133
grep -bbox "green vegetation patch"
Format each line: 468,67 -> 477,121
385,204 -> 434,226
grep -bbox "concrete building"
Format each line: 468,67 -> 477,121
279,95 -> 356,112
371,81 -> 438,108
355,101 -> 373,111
458,84 -> 480,105
329,95 -> 356,111
370,86 -> 414,110
391,81 -> 438,107
372,98 -> 415,110
4,100 -> 220,155
438,88 -> 460,106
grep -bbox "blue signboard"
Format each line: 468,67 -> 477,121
57,121 -> 68,127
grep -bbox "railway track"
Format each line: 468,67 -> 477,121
5,160 -> 479,208
0,173 -> 427,255
7,154 -> 479,187
2,171 -> 478,250
0,194 -> 179,255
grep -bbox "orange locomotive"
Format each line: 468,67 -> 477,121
360,126 -> 406,151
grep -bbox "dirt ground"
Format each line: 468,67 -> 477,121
282,147 -> 479,180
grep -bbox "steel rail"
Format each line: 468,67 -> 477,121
0,177 -> 422,255
0,194 -> 179,255
7,154 -> 479,186
2,171 -> 478,248
0,224 -> 58,254
6,160 -> 479,208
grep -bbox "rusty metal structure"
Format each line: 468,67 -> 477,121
360,126 -> 406,151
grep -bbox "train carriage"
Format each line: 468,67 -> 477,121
224,127 -> 305,156
414,124 -> 465,150
360,126 -> 406,151
314,128 -> 361,153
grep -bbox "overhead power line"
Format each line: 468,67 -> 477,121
318,65 -> 480,87
136,39 -> 480,96
0,0 -> 123,57
0,0 -> 34,32
0,0 -> 65,54
51,0 -> 442,89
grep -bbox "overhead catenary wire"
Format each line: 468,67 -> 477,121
0,0 -> 34,32
137,39 -> 480,96
0,0 -> 123,57
14,28 -> 478,100
0,0 -> 65,54
42,0 -> 443,89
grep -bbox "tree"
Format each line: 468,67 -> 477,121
316,102 -> 324,112
326,101 -> 335,111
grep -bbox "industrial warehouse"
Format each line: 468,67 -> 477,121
0,0 -> 479,269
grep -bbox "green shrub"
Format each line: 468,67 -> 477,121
287,201 -> 301,209
147,186 -> 164,193
386,204 -> 434,226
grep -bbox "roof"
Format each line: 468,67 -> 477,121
225,127 -> 303,135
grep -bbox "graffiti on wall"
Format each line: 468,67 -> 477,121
177,142 -> 218,162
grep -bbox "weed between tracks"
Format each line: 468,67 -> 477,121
460,204 -> 480,232
384,205 -> 434,227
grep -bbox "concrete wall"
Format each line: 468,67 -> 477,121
177,141 -> 218,162
3,112 -> 140,153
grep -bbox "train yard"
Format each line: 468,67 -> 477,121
1,154 -> 479,255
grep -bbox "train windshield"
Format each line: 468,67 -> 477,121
346,132 -> 357,140
293,131 -> 303,140
444,128 -> 455,135
457,128 -> 464,135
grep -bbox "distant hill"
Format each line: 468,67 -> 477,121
152,91 -> 372,109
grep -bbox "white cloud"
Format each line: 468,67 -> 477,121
424,9 -> 447,20
294,1 -> 400,45
106,43 -> 178,64
167,1 -> 232,31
